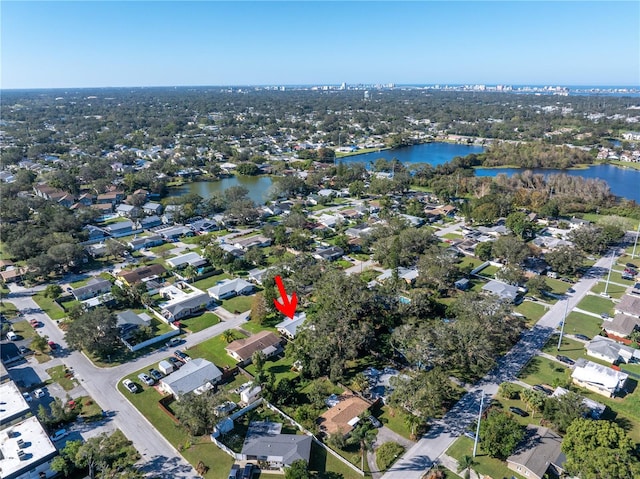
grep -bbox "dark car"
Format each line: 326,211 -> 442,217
149,368 -> 163,381
509,406 -> 529,417
532,384 -> 552,395
626,262 -> 637,269
48,341 -> 58,350
574,334 -> 591,341
556,355 -> 575,365
241,463 -> 254,479
174,350 -> 190,362
227,464 -> 240,479
368,415 -> 382,428
567,288 -> 576,294
168,356 -> 183,369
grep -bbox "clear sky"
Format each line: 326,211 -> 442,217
2,1 -> 639,89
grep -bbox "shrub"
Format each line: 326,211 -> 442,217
376,441 -> 405,471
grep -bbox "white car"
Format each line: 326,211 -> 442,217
22,392 -> 32,403
137,373 -> 155,386
50,429 -> 68,442
122,379 -> 138,393
33,388 -> 45,398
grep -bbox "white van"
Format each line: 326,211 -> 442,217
6,331 -> 17,341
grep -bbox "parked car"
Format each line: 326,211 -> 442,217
241,463 -> 254,479
600,312 -> 611,319
509,406 -> 529,417
18,345 -> 28,355
567,288 -> 575,294
50,428 -> 68,442
574,334 -> 591,341
33,388 -> 45,398
227,464 -> 240,479
626,262 -> 637,269
166,337 -> 182,347
532,384 -> 552,395
29,318 -> 40,327
122,379 -> 139,393
137,373 -> 155,386
368,415 -> 382,428
22,392 -> 32,403
48,340 -> 58,350
174,350 -> 190,362
149,368 -> 163,381
168,357 -> 183,369
556,355 -> 575,365
6,331 -> 17,341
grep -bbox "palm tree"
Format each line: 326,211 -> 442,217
404,413 -> 423,440
221,330 -> 236,343
457,454 -> 477,479
182,265 -> 197,283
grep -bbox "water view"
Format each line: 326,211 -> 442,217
169,175 -> 275,204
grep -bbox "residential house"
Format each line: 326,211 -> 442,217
33,183 -> 75,207
318,394 -> 372,436
345,223 -> 373,238
551,387 -> 606,419
571,359 -> 628,398
240,421 -> 312,469
454,278 -> 471,291
72,278 -> 112,301
159,358 -> 222,398
314,246 -> 344,262
585,336 -> 640,364
127,235 -> 164,251
248,268 -> 270,285
142,202 -> 163,215
90,202 -> 115,217
225,330 -> 282,364
166,252 -> 207,269
76,192 -> 95,206
83,224 -> 108,242
241,384 -> 262,404
207,278 -> 255,301
604,313 -> 640,338
482,280 -> 522,303
118,264 -> 167,286
233,235 -> 272,250
615,294 -> 640,319
116,310 -> 152,339
399,213 -> 425,227
188,218 -> 220,234
477,224 -> 510,237
96,190 -> 125,205
0,259 -> 14,271
156,225 -> 193,241
139,215 -> 163,229
159,283 -> 211,322
376,267 -> 419,285
104,220 -> 138,238
0,267 -> 27,284
276,313 -> 307,339
115,204 -> 140,218
506,426 -> 565,479
317,214 -> 339,228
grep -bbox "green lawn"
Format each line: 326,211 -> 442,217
376,406 -> 415,441
564,311 -> 603,339
76,395 -> 104,422
245,354 -> 298,384
46,365 -> 78,391
514,301 -> 548,323
11,319 -> 37,341
517,356 -> 572,389
540,336 -> 610,366
179,312 -> 220,333
32,292 -> 67,320
576,294 -> 615,316
591,280 -> 627,299
221,295 -> 254,314
479,265 -> 500,278
192,273 -> 232,291
609,271 -> 636,286
0,301 -> 20,318
455,255 -> 482,271
148,243 -> 175,254
187,333 -> 244,368
544,277 -> 572,296
441,232 -> 463,240
308,441 -> 363,479
447,437 -> 526,479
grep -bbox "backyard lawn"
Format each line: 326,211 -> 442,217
179,312 -> 220,333
576,294 -> 615,316
244,354 -> 298,384
221,295 -> 254,314
563,311 -> 603,339
517,356 -> 572,388
192,272 -> 232,291
187,332 -> 244,369
447,436 -> 525,479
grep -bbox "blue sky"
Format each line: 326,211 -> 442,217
2,1 -> 639,89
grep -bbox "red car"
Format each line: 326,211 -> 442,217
48,341 -> 58,350
29,319 -> 40,328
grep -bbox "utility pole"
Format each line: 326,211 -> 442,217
632,222 -> 640,259
472,390 -> 484,457
603,250 -> 615,297
557,297 -> 570,350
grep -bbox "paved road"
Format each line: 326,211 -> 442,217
381,249 -> 618,479
433,221 -> 465,238
6,287 -> 249,479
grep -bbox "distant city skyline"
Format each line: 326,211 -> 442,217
2,1 -> 638,89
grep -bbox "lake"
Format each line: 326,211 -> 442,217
339,142 -> 486,168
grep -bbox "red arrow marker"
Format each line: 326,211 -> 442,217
273,275 -> 297,320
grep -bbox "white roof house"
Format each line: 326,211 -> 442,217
159,358 -> 222,398
276,313 -> 307,339
166,251 -> 207,269
207,278 -> 254,301
0,416 -> 58,479
571,359 -> 628,398
482,280 -> 522,303
586,336 -> 640,364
